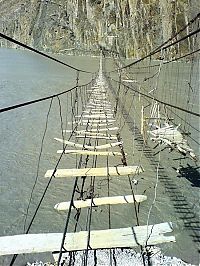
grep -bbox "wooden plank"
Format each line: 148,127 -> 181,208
89,102 -> 111,106
89,103 -> 111,107
0,222 -> 175,255
77,119 -> 115,123
86,123 -> 114,127
89,98 -> 107,101
54,138 -> 122,150
63,127 -> 119,133
86,106 -> 112,111
91,100 -> 111,104
76,114 -> 113,118
57,150 -> 124,156
84,111 -> 113,115
54,195 -> 147,211
45,165 -> 143,178
87,103 -> 111,107
122,79 -> 137,83
82,115 -> 114,119
68,122 -> 114,126
75,135 -> 117,140
75,132 -> 116,137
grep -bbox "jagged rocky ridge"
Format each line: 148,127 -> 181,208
0,0 -> 199,57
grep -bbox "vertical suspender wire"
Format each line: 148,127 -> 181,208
68,122 -> 92,266
23,97 -> 53,233
76,71 -> 80,116
57,96 -> 65,151
106,155 -> 115,266
57,156 -> 84,266
83,137 -> 100,266
114,70 -> 121,117
70,91 -> 75,133
75,71 -> 80,169
58,85 -> 95,265
64,93 -> 69,138
10,104 -> 84,266
116,128 -> 145,265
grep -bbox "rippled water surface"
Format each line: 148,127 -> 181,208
0,48 -> 199,265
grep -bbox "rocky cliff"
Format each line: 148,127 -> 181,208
0,0 -> 199,58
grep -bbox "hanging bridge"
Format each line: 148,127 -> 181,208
0,13 -> 199,266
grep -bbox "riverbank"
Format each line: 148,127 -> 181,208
27,248 -> 196,266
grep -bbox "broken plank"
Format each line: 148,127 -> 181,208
75,135 -> 117,140
64,127 -> 119,133
45,165 -> 143,178
0,222 -> 175,255
54,138 -> 122,150
75,132 -> 116,137
78,119 -> 115,123
76,114 -> 113,118
57,150 -> 124,156
84,111 -> 113,115
68,122 -> 114,126
82,115 -> 114,119
54,194 -> 147,211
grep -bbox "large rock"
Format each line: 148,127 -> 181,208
0,0 -> 198,57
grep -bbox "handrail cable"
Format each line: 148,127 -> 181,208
124,48 -> 200,70
108,25 -> 200,73
103,12 -> 200,62
151,12 -> 200,53
23,97 -> 54,232
0,33 -> 93,74
0,79 -> 94,114
109,77 -> 200,118
9,87 -> 88,266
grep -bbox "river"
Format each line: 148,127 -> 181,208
0,48 -> 199,265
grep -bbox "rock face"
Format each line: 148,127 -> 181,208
0,0 -> 199,57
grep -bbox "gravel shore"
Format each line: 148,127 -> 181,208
26,247 -> 196,266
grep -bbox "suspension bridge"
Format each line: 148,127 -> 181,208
0,12 -> 199,266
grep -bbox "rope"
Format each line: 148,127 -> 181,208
10,109 -> 83,265
57,96 -> 65,151
108,26 -> 200,73
23,98 -> 53,232
127,48 -> 200,70
109,77 -> 200,117
57,92 -> 99,265
0,79 -> 94,113
0,32 -> 92,73
152,12 -> 200,53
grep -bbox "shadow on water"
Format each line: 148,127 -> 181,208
109,80 -> 200,252
175,164 -> 200,188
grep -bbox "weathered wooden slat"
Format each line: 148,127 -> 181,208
75,135 -> 117,140
76,113 -> 113,118
122,79 -> 137,83
54,138 -> 122,150
91,100 -> 111,104
82,115 -> 114,119
54,195 -> 147,211
89,98 -> 107,101
89,103 -> 111,107
63,127 -> 119,133
68,122 -> 114,126
0,222 -> 175,255
57,150 -> 124,156
45,165 -> 143,178
75,132 -> 116,137
76,119 -> 115,123
88,124 -> 114,127
89,102 -> 111,106
86,106 -> 112,111
84,111 -> 113,115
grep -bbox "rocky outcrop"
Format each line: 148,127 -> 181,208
0,0 -> 199,57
